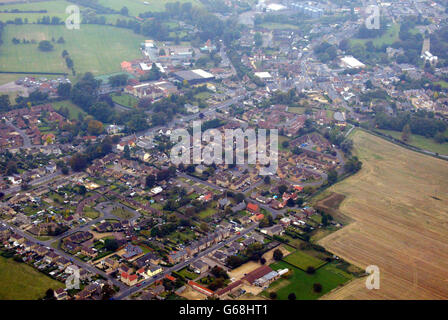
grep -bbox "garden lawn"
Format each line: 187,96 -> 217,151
261,261 -> 353,300
0,256 -> 63,300
282,250 -> 326,271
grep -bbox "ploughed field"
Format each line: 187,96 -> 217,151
319,130 -> 448,299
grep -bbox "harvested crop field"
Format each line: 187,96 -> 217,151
319,130 -> 448,300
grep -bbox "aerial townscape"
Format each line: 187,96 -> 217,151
0,0 -> 447,303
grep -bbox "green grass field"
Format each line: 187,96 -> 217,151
111,207 -> 135,220
259,23 -> 299,30
282,250 -> 326,271
0,24 -> 146,75
97,0 -> 202,16
0,256 -> 63,300
261,261 -> 353,300
0,0 -> 73,23
111,93 -> 138,108
377,129 -> 448,155
351,23 -> 400,47
52,100 -> 86,120
287,106 -> 305,115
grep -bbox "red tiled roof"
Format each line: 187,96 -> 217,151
247,203 -> 259,212
242,265 -> 272,284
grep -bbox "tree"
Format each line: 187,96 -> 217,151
146,174 -> 156,188
57,83 -> 71,98
263,175 -> 271,184
273,249 -> 283,261
120,6 -> 129,16
401,124 -> 411,142
69,153 -> 88,171
287,198 -> 295,207
104,239 -> 119,251
44,288 -> 55,300
288,293 -> 296,300
87,120 -> 103,135
434,132 -> 445,144
327,169 -> 338,185
278,185 -> 288,195
306,266 -> 316,274
123,145 -> 131,160
313,283 -> 323,293
38,40 -> 54,52
254,32 -> 263,47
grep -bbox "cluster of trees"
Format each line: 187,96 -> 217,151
62,50 -> 74,74
69,136 -> 117,171
36,16 -> 63,25
38,40 -> 53,52
109,74 -> 128,87
314,42 -> 337,63
375,111 -> 447,139
344,156 -> 362,174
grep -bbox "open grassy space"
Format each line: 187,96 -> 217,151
287,106 -> 305,115
0,256 -> 63,300
111,207 -> 135,220
52,100 -> 86,120
111,93 -> 138,108
376,129 -> 448,155
261,261 -> 353,300
351,23 -> 400,47
319,129 -> 448,299
97,0 -> 203,16
0,0 -> 73,23
282,250 -> 326,271
259,23 -> 299,30
0,24 -> 146,75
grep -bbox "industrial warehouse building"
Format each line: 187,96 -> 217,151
173,69 -> 215,85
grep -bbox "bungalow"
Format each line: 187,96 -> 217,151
261,224 -> 284,237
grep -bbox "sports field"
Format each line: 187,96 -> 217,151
0,256 -> 63,300
282,250 -> 326,271
0,24 -> 145,75
319,129 -> 448,299
261,261 -> 353,300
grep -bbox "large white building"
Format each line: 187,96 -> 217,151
340,56 -> 366,69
